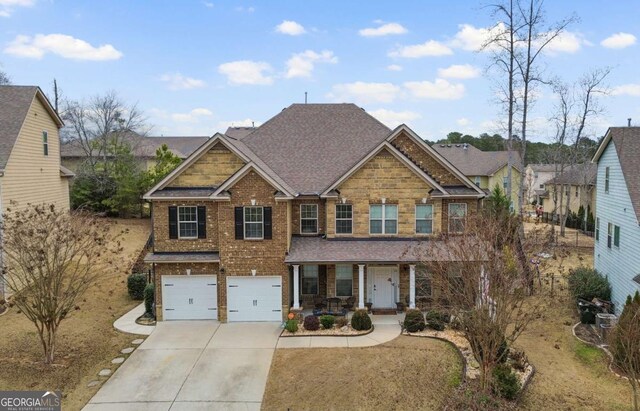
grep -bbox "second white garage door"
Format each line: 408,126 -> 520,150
227,276 -> 282,322
162,275 -> 218,320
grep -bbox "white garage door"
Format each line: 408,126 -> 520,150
227,276 -> 282,322
162,275 -> 218,320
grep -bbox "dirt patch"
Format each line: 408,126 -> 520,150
0,218 -> 150,411
574,323 -> 604,346
262,335 -> 462,411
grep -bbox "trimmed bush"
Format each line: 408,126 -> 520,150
285,319 -> 298,333
404,309 -> 426,332
335,316 -> 349,328
320,315 -> 335,329
568,267 -> 611,301
127,273 -> 147,300
425,310 -> 448,331
143,283 -> 155,315
492,364 -> 521,400
303,315 -> 320,331
351,310 -> 372,331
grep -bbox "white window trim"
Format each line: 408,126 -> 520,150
607,222 -> 613,249
335,264 -> 353,297
605,167 -> 610,193
177,206 -> 198,239
595,217 -> 600,242
300,204 -> 318,235
369,204 -> 398,235
244,206 -> 264,240
335,203 -> 353,235
448,203 -> 467,234
415,204 -> 434,235
42,130 -> 49,156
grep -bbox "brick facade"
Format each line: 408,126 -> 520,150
291,199 -> 326,236
153,201 -> 218,252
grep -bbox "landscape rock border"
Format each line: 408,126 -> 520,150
281,324 -> 374,337
571,322 -> 630,381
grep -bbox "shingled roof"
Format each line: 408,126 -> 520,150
0,86 -> 62,170
594,127 -> 640,222
432,143 -> 522,176
546,163 -> 597,186
241,104 -> 391,194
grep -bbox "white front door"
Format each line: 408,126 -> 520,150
369,266 -> 398,308
227,276 -> 282,322
162,275 -> 218,320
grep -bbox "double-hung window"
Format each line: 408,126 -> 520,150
607,222 -> 613,248
415,266 -> 432,299
244,207 -> 263,239
335,204 -> 353,234
300,204 -> 318,234
503,176 -> 508,189
474,176 -> 481,187
416,204 -> 433,234
595,217 -> 600,241
448,203 -> 467,233
42,131 -> 49,156
302,265 -> 319,295
605,167 -> 610,193
370,204 -> 397,234
335,265 -> 353,297
178,206 -> 198,239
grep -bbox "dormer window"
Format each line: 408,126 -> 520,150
42,131 -> 48,156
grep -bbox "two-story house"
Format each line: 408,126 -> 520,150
525,164 -> 558,205
143,104 -> 485,322
432,143 -> 522,210
592,126 -> 640,313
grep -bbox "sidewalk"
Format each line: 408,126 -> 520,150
113,303 -> 155,336
276,314 -> 402,349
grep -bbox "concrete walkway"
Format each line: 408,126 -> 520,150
276,314 -> 402,349
114,303 -> 155,336
84,321 -> 281,411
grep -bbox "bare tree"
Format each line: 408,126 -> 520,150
417,210 -> 546,391
2,205 -> 124,364
609,292 -> 640,411
0,69 -> 10,85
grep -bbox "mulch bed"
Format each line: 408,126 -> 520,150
574,323 -> 603,345
281,324 -> 372,337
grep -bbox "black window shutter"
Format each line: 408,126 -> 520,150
235,207 -> 244,240
197,206 -> 206,239
168,206 -> 178,239
264,207 -> 272,239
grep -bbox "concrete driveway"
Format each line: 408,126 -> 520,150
83,321 -> 281,411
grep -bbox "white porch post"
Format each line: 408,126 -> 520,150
409,264 -> 416,309
292,265 -> 300,309
358,264 -> 365,309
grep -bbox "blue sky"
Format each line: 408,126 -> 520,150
2,1 -> 640,143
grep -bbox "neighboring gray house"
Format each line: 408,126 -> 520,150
592,126 -> 640,312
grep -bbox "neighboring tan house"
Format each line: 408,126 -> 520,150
525,164 -> 559,205
432,143 -> 522,210
542,163 -> 597,218
143,103 -> 485,322
60,133 -> 209,172
592,127 -> 640,313
0,86 -> 72,214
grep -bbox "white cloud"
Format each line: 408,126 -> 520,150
543,31 -> 585,54
389,40 -> 453,58
0,0 -> 34,17
159,73 -> 206,90
285,50 -> 337,78
359,22 -> 407,37
368,109 -> 421,127
601,32 -> 636,49
275,20 -> 306,36
217,118 -> 261,130
218,60 -> 273,85
170,108 -> 213,123
328,82 -> 400,104
387,64 -> 403,71
611,83 -> 640,96
202,1 -> 213,7
457,118 -> 470,126
437,64 -> 480,79
404,79 -> 465,100
4,33 -> 123,60
450,23 -> 505,51
235,6 -> 255,13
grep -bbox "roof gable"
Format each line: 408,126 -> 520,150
170,141 -> 245,188
432,143 -> 522,177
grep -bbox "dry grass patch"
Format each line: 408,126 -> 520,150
0,218 -> 150,411
262,335 -> 462,411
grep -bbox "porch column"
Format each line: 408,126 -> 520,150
358,264 -> 365,309
409,264 -> 416,309
292,265 -> 300,309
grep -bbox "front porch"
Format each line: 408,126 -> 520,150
288,263 -> 424,312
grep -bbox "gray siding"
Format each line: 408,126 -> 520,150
594,141 -> 640,313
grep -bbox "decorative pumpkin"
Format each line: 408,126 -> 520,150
287,312 -> 295,320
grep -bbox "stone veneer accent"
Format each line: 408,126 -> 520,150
171,142 -> 245,187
